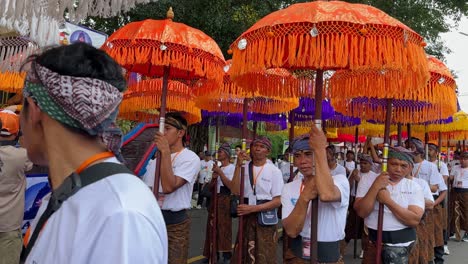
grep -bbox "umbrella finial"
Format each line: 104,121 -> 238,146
167,7 -> 174,20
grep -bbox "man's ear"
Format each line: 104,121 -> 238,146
25,97 -> 42,125
178,129 -> 186,139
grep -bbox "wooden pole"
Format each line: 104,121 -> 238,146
237,98 -> 249,264
407,124 -> 412,145
310,70 -> 324,264
376,99 -> 393,264
211,117 -> 220,263
353,126 -> 359,259
397,123 -> 402,146
288,112 -> 296,183
253,121 -> 258,140
153,66 -> 170,199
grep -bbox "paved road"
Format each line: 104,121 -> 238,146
186,207 -> 468,263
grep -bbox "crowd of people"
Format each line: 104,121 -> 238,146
0,43 -> 467,264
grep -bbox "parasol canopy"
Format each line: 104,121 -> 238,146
229,0 -> 429,99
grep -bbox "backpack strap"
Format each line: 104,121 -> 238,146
21,162 -> 133,261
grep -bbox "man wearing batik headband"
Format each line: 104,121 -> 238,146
407,137 -> 447,263
230,136 -> 284,264
20,43 -> 167,263
142,111 -> 200,264
281,126 -> 350,264
427,143 -> 451,255
343,154 -> 378,257
355,146 -> 425,264
202,143 -> 235,263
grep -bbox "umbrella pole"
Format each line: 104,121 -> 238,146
310,70 -> 324,264
211,117 -> 220,264
353,126 -> 359,259
425,126 -> 429,160
237,98 -> 249,264
153,66 -> 170,199
376,99 -> 393,264
283,111 -> 295,262
407,124 -> 412,143
253,121 -> 258,140
397,123 -> 402,146
446,137 -> 452,238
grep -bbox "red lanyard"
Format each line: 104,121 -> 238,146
253,165 -> 265,193
171,150 -> 183,164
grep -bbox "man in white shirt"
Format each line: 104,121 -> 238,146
326,145 -> 347,177
428,143 -> 451,255
202,143 -> 235,263
408,138 -> 447,264
280,147 -> 298,183
282,127 -> 349,263
231,136 -> 284,264
451,151 -> 468,242
344,150 -> 356,176
197,151 -> 214,208
20,44 -> 167,264
143,112 -> 200,264
355,147 -> 425,264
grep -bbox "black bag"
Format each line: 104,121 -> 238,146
200,183 -> 212,198
230,195 -> 239,218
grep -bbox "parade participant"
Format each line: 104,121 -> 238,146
344,150 -> 356,176
408,138 -> 447,263
326,145 -> 347,176
143,111 -> 200,264
405,153 -> 435,264
280,147 -> 298,183
451,151 -> 468,242
203,143 -> 235,263
343,154 -> 377,256
355,147 -> 425,264
20,43 -> 167,263
282,126 -> 350,264
197,151 -> 214,208
0,110 -> 33,264
230,136 -> 284,264
428,143 -> 451,255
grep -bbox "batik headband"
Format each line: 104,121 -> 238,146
388,146 -> 414,166
218,143 -> 231,157
165,116 -> 188,131
251,136 -> 272,150
24,62 -> 124,159
358,153 -> 373,165
291,136 -> 311,154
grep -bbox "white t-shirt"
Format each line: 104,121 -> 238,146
26,158 -> 168,264
331,164 -> 347,177
351,170 -> 378,196
344,161 -> 356,173
356,176 -> 424,231
143,148 -> 201,211
280,161 -> 297,183
431,160 -> 449,177
452,167 -> 468,188
242,161 -> 284,202
413,160 -> 446,195
412,177 -> 434,202
199,160 -> 214,184
217,164 -> 235,193
281,175 -> 350,242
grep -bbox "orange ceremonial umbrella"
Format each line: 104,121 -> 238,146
102,8 -> 225,201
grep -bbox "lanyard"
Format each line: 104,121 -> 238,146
300,181 -> 305,193
171,150 -> 183,164
252,165 -> 265,194
76,152 -> 114,174
413,162 -> 423,178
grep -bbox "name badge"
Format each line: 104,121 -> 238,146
248,193 -> 256,206
302,236 -> 311,259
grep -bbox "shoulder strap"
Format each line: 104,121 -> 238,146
248,161 -> 255,195
21,162 -> 133,261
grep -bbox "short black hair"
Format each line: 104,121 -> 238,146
235,145 -> 242,149
347,151 -> 355,155
326,145 -> 336,155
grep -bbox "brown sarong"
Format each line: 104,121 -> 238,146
167,217 -> 191,264
409,213 -> 431,264
433,204 -> 445,247
203,193 -> 232,258
283,248 -> 344,264
231,213 -> 278,264
363,240 -> 413,264
453,191 -> 468,238
426,210 -> 435,260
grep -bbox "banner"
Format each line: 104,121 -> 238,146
59,22 -> 108,48
22,174 -> 50,234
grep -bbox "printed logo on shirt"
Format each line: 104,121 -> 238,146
400,191 -> 414,195
261,178 -> 271,183
291,198 -> 298,206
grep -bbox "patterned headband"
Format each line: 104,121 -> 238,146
251,136 -> 272,150
24,62 -> 124,160
165,116 -> 188,131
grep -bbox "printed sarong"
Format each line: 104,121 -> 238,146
203,193 -> 233,258
167,217 -> 191,264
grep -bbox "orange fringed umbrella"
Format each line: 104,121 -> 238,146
119,78 -> 202,125
102,8 -> 225,204
0,36 -> 38,94
331,56 -> 458,124
229,0 -> 429,99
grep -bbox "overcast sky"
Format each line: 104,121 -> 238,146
440,15 -> 468,112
